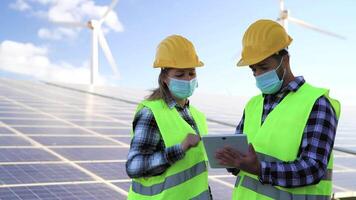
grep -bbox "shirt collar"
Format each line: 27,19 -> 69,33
281,76 -> 305,93
167,96 -> 189,110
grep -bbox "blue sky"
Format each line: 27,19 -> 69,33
1,0 -> 356,106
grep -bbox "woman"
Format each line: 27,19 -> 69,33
126,35 -> 211,200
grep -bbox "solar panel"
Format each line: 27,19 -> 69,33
0,127 -> 16,134
0,149 -> 60,162
0,164 -> 93,184
79,162 -> 127,180
111,136 -> 132,144
0,119 -> 70,126
12,127 -> 94,135
30,136 -> 119,146
52,148 -> 128,161
88,128 -> 131,135
0,113 -> 49,118
0,78 -> 355,199
0,184 -> 124,200
0,136 -> 32,146
68,120 -> 127,127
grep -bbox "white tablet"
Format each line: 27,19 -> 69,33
201,134 -> 248,168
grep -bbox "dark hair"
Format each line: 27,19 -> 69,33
271,49 -> 289,61
146,68 -> 172,104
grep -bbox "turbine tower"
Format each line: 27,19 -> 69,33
51,0 -> 120,85
277,0 -> 346,40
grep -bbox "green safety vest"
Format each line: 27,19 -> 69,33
128,99 -> 210,200
233,83 -> 341,200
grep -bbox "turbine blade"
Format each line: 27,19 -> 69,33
99,0 -> 119,23
279,0 -> 284,12
50,20 -> 87,28
97,28 -> 120,79
288,17 -> 346,40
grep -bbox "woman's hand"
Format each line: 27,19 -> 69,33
181,133 -> 201,152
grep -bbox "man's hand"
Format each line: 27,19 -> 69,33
181,133 -> 201,152
215,144 -> 261,176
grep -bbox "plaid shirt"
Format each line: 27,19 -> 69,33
126,99 -> 199,178
233,76 -> 338,187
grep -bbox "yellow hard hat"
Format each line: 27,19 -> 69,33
237,19 -> 293,66
153,35 -> 204,68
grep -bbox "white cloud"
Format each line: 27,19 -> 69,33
48,0 -> 123,32
32,0 -> 54,5
38,27 -> 77,40
11,0 -> 124,40
103,11 -> 123,32
0,40 -> 107,85
10,0 -> 124,40
77,0 -> 124,32
9,0 -> 31,11
47,0 -> 86,22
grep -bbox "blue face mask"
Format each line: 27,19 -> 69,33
255,57 -> 285,94
168,78 -> 198,99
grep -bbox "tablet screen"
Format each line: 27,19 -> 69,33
202,134 -> 248,168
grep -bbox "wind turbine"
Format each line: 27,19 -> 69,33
277,0 -> 346,40
50,0 -> 120,85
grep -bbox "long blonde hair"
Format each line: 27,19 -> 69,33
146,69 -> 172,104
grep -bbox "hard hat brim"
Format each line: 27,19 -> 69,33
236,57 -> 264,67
236,59 -> 249,67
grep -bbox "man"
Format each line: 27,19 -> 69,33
215,19 -> 340,199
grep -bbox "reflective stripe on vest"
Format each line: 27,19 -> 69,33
235,175 -> 330,200
191,189 -> 212,200
132,161 -> 206,195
